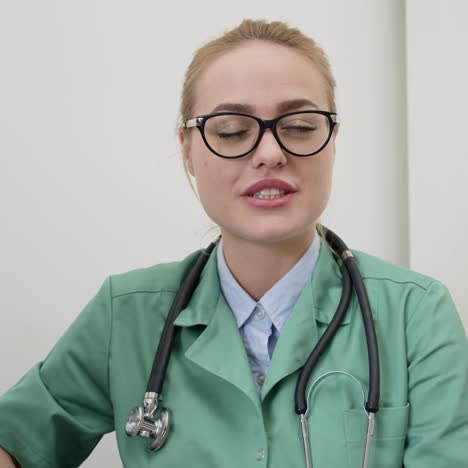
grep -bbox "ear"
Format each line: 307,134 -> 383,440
327,130 -> 337,167
329,126 -> 338,152
178,128 -> 195,177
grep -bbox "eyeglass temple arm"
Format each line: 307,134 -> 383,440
182,117 -> 202,129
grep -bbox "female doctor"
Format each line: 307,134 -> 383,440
0,18 -> 467,468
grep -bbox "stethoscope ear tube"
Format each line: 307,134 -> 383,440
295,261 -> 352,414
345,256 -> 380,413
325,227 -> 380,414
146,235 -> 221,395
295,227 -> 380,415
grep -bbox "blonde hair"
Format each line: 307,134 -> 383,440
177,19 -> 338,254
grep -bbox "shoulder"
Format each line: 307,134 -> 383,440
348,249 -> 466,372
107,248 -> 204,298
349,248 -> 449,322
349,248 -> 461,330
351,247 -> 438,291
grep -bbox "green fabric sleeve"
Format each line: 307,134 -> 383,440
404,281 -> 468,467
0,277 -> 115,468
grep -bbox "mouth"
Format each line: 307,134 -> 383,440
241,178 -> 297,197
247,188 -> 294,200
243,190 -> 296,208
241,178 -> 298,208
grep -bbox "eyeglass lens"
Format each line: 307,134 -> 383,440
203,113 -> 331,157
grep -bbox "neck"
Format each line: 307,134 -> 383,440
220,226 -> 317,302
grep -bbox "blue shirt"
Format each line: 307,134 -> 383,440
216,231 -> 321,393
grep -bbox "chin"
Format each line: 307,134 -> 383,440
224,224 -> 311,246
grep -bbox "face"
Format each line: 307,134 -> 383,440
179,41 -> 336,248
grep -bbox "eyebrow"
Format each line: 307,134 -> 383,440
210,98 -> 319,114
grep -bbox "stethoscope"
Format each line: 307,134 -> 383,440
125,226 -> 380,468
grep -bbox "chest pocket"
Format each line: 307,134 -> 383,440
343,403 -> 409,468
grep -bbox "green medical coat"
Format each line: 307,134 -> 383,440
0,237 -> 467,467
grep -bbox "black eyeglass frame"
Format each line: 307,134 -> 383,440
182,110 -> 340,159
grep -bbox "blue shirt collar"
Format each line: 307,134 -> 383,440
216,231 -> 321,332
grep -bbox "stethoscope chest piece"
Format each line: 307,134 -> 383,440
125,401 -> 171,451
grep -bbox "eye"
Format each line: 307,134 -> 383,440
278,113 -> 323,135
280,123 -> 318,134
217,128 -> 252,139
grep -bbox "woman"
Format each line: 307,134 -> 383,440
0,19 -> 467,468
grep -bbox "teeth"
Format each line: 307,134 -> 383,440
250,188 -> 288,199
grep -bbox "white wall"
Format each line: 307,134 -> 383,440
405,0 -> 468,331
0,1 -> 464,466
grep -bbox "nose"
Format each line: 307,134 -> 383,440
250,128 -> 287,168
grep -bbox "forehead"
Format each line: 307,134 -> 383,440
193,41 -> 328,116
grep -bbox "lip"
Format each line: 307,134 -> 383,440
243,191 -> 296,209
241,178 -> 297,196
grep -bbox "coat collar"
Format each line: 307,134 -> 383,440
173,245 -> 259,409
173,236 -> 357,405
174,236 -> 356,327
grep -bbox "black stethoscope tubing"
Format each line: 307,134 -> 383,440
146,239 -> 217,393
295,226 -> 380,415
145,226 -> 380,419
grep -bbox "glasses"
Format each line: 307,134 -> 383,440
182,110 -> 339,159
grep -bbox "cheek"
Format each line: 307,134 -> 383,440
191,145 -> 213,182
304,151 -> 334,187
193,156 -> 231,206
299,153 -> 334,212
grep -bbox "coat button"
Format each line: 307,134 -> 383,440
256,449 -> 265,461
